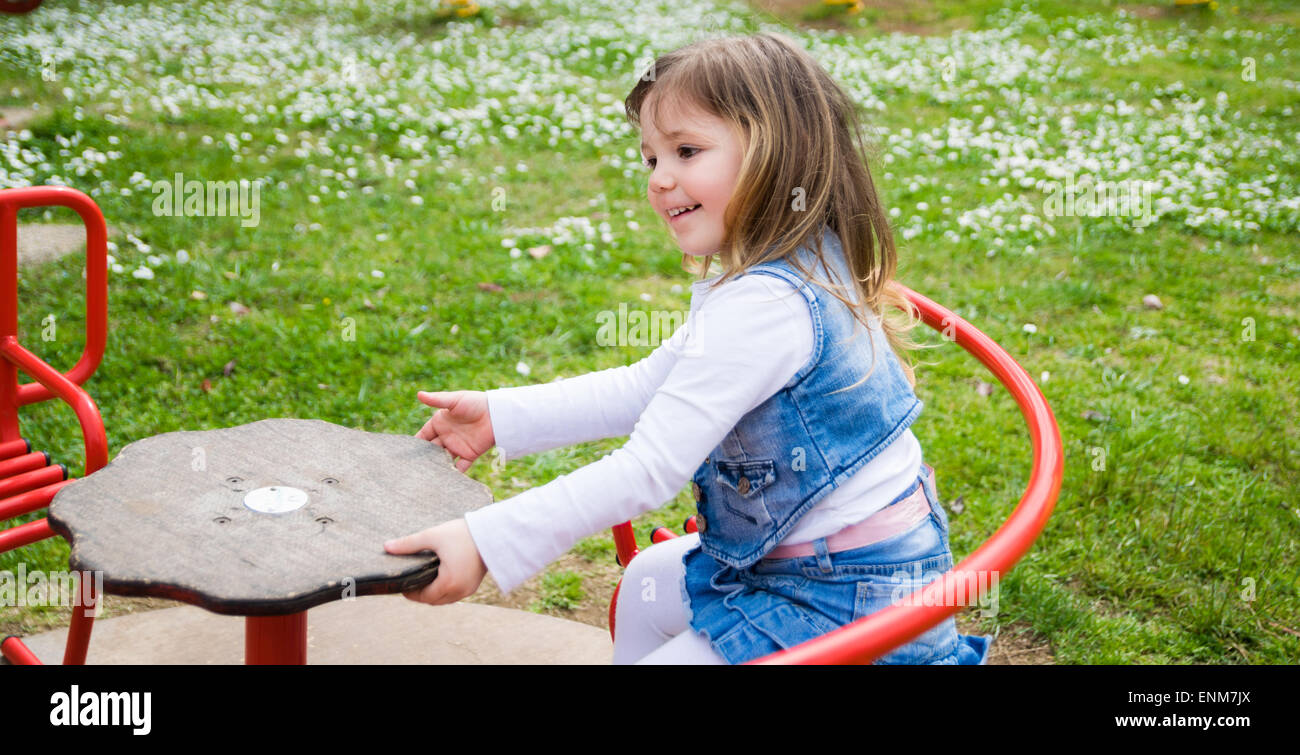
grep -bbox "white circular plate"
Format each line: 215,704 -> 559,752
243,486 -> 309,514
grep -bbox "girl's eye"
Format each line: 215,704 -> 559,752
642,146 -> 698,169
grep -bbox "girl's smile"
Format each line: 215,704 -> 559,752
639,95 -> 745,258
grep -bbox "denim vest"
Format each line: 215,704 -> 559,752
689,226 -> 923,569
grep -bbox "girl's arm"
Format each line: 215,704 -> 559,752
485,325 -> 683,463
464,274 -> 812,595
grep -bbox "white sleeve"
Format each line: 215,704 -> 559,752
464,274 -> 812,595
484,328 -> 683,463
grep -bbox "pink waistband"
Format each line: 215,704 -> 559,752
762,480 -> 932,560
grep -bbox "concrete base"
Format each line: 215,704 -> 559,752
16,596 -> 613,664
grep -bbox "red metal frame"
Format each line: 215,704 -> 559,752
607,281 -> 1064,664
0,185 -> 110,666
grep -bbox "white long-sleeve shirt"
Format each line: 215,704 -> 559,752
463,271 -> 922,595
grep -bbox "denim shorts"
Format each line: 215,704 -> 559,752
681,463 -> 993,665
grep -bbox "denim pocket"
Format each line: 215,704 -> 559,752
712,458 -> 777,526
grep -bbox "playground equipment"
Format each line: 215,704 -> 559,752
1,184 -> 1062,665
0,185 -> 108,665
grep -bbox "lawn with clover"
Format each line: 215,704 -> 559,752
1,0 -> 1297,664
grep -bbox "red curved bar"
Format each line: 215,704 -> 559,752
748,283 -> 1063,664
0,336 -> 107,476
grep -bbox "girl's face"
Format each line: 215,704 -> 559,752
639,95 -> 744,258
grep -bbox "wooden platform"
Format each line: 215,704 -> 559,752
48,418 -> 494,615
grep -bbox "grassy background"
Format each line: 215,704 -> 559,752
1,0 -> 1297,662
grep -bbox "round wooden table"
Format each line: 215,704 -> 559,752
47,418 -> 494,664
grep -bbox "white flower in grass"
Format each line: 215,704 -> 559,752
410,196 -> 423,205
371,269 -> 384,278
132,266 -> 154,280
516,361 -> 531,376
1178,375 -> 1189,385
1023,323 -> 1038,334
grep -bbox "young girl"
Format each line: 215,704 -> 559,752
385,32 -> 992,665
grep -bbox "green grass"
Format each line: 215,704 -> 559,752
530,570 -> 586,612
1,0 -> 1296,662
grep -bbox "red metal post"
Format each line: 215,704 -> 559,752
62,571 -> 99,665
245,613 -> 308,665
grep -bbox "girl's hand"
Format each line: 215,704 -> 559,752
384,519 -> 488,605
415,390 -> 495,473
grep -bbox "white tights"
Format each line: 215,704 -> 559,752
611,533 -> 728,665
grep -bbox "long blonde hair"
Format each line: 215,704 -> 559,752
625,32 -> 924,388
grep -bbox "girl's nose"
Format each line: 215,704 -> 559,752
649,165 -> 674,192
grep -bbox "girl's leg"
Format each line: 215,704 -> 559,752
612,533 -> 708,664
634,626 -> 728,665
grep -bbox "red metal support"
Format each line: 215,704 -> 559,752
246,613 -> 309,665
62,571 -> 99,665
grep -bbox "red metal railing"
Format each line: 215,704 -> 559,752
0,185 -> 110,665
607,281 -> 1064,664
